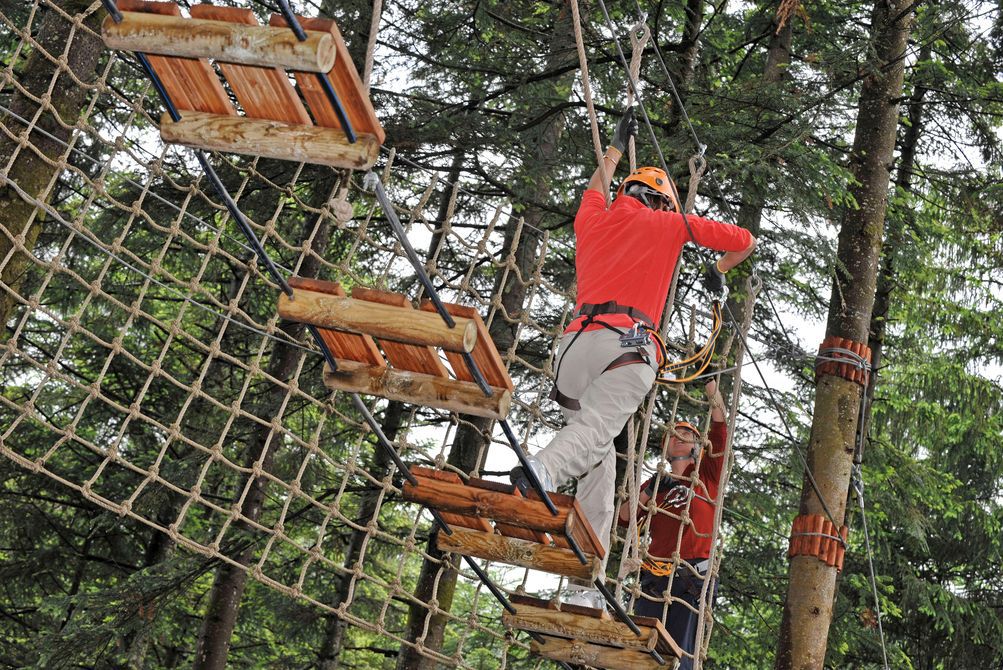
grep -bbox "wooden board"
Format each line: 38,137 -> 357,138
269,14 -> 385,143
435,527 -> 601,581
279,285 -> 476,353
160,110 -> 379,169
321,360 -> 511,420
116,0 -> 233,116
286,278 -> 383,366
102,10 -> 336,72
412,468 -> 492,533
350,287 -> 449,377
505,594 -> 681,661
189,5 -> 310,125
420,301 -> 512,391
531,636 -> 675,670
404,467 -> 603,561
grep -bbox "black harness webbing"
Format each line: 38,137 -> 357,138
576,301 -> 655,328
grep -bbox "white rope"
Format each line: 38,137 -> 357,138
625,17 -> 650,173
362,0 -> 383,90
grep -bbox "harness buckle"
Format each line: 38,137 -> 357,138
619,322 -> 651,348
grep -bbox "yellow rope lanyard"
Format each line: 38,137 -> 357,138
639,299 -> 723,385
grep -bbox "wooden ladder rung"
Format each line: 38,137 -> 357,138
402,466 -> 605,574
503,595 -> 681,670
102,8 -> 336,73
278,282 -> 477,353
104,2 -> 384,170
114,0 -> 233,116
160,110 -> 379,169
271,14 -> 385,144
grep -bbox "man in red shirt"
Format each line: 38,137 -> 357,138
510,109 -> 755,608
618,380 -> 729,669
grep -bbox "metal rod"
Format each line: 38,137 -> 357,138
461,556 -> 515,614
594,579 -> 642,636
366,173 -> 456,328
272,0 -> 357,142
499,419 -> 559,516
349,393 -> 417,487
563,529 -> 589,566
461,350 -> 492,396
429,509 -> 453,536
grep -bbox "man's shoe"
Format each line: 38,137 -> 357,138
509,455 -> 554,495
560,586 -> 605,610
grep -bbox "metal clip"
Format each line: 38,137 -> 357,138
619,323 -> 651,348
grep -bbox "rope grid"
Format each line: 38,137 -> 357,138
0,1 -> 775,668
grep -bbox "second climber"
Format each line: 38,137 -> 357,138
510,107 -> 756,608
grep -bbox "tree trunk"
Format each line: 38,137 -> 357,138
395,5 -> 578,666
667,0 -> 706,132
0,0 -> 104,330
775,2 -> 913,669
860,43 -> 930,453
735,11 -> 794,237
315,402 -> 399,670
192,180 -> 336,670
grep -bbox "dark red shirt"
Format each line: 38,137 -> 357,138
567,190 -> 752,333
631,421 -> 728,561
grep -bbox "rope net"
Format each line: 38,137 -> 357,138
0,1 -> 757,667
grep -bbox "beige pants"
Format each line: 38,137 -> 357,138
536,328 -> 657,554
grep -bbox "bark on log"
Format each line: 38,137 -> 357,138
102,11 -> 336,72
0,0 -> 104,331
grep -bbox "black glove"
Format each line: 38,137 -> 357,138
703,260 -> 726,294
611,106 -> 638,153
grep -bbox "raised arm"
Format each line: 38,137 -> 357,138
586,107 -> 637,194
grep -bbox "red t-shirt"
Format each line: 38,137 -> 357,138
627,421 -> 728,561
567,190 -> 752,333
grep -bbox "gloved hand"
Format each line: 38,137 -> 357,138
611,106 -> 638,153
703,260 -> 726,295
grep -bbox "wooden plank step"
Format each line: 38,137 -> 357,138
463,478 -> 550,544
270,13 -> 385,144
321,360 -> 511,420
115,0 -> 233,116
420,301 -> 513,391
350,287 -> 449,377
160,110 -> 380,170
531,636 -> 675,670
403,467 -> 604,559
286,278 -> 383,366
189,5 -> 310,125
415,469 -> 492,532
504,594 -> 682,666
102,8 -> 336,72
435,526 -> 601,581
277,282 -> 477,353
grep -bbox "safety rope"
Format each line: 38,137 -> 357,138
624,16 -> 650,173
569,0 -> 603,170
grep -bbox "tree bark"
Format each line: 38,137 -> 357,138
735,12 -> 794,237
775,2 -> 913,669
316,402 -> 400,670
0,0 -> 104,330
192,180 -> 335,670
395,5 -> 578,667
860,43 -> 930,454
667,0 -> 706,132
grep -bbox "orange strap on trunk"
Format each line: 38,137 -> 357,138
788,513 -> 848,572
815,335 -> 872,387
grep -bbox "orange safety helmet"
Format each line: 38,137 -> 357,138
616,167 -> 681,213
663,420 -> 703,461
